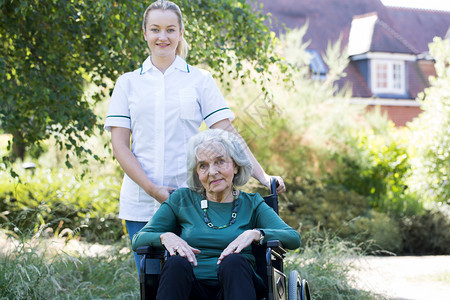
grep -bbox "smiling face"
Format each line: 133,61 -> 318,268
196,142 -> 238,202
143,9 -> 183,61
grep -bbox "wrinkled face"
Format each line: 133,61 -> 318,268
196,142 -> 238,197
143,9 -> 183,59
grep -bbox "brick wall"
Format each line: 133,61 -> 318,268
367,105 -> 423,126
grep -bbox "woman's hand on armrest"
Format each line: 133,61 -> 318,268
217,230 -> 261,265
160,232 -> 200,266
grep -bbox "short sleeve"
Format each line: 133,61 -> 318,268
199,72 -> 235,128
104,76 -> 131,132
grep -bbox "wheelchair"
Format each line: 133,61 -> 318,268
135,178 -> 311,300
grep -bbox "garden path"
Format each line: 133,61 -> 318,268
348,255 -> 450,300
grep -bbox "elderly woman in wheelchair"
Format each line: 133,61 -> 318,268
132,129 -> 301,299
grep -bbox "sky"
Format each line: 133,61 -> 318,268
381,0 -> 450,11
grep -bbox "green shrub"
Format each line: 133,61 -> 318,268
273,181 -> 403,254
406,38 -> 450,203
0,166 -> 123,243
343,211 -> 403,254
400,205 -> 450,255
335,126 -> 423,218
277,181 -> 370,234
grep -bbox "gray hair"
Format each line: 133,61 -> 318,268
142,0 -> 189,59
187,129 -> 253,193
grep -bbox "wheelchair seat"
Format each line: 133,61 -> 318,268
136,178 -> 311,300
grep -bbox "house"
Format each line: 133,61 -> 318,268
256,0 -> 450,126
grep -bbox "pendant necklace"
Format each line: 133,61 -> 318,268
201,190 -> 239,229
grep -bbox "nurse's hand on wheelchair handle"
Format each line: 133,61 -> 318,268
160,232 -> 200,266
274,176 -> 286,194
263,175 -> 286,194
217,229 -> 261,265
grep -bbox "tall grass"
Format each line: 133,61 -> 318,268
285,229 -> 386,300
1,226 -> 384,299
0,230 -> 139,299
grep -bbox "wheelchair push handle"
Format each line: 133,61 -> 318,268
269,177 -> 279,196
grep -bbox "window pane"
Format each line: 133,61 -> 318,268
376,63 -> 387,88
392,63 -> 402,89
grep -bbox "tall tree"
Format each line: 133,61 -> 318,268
0,0 -> 281,165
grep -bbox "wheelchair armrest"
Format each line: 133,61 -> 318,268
265,240 -> 287,275
136,246 -> 165,255
266,240 -> 287,256
136,246 -> 167,284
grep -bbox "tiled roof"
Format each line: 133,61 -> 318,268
256,0 -> 393,52
386,7 -> 450,53
256,0 -> 450,55
336,62 -> 372,98
370,16 -> 418,54
347,12 -> 418,56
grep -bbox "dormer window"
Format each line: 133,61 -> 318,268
371,59 -> 405,94
306,50 -> 328,80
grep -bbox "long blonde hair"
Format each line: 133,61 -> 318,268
142,0 -> 189,59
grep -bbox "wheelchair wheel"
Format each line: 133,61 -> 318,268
288,270 -> 301,300
301,279 -> 311,300
288,271 -> 311,300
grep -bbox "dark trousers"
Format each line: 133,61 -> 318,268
156,253 -> 265,300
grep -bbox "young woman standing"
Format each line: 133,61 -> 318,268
104,0 -> 285,272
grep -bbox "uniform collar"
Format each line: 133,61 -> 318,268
140,55 -> 190,75
172,55 -> 190,73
